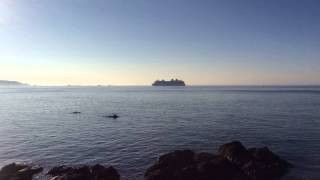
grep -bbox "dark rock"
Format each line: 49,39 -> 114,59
176,165 -> 198,180
197,156 -> 248,180
50,176 -> 61,180
218,141 -> 252,166
242,147 -> 292,180
47,164 -> 120,180
68,166 -> 91,180
0,163 -> 43,180
72,111 -> 81,114
0,163 -> 28,175
196,152 -> 218,163
145,141 -> 292,180
145,151 -> 248,180
48,165 -> 90,180
158,150 -> 195,168
18,166 -> 43,178
144,169 -> 165,180
145,150 -> 196,180
48,165 -> 74,176
248,147 -> 292,167
92,164 -> 120,180
92,164 -> 105,172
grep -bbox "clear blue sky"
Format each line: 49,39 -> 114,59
1,0 -> 320,85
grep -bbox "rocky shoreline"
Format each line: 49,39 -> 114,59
0,141 -> 292,180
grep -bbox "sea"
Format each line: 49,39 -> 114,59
0,86 -> 319,179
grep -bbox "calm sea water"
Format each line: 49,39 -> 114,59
0,86 -> 320,179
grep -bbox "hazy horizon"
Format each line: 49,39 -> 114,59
2,79 -> 320,87
1,0 -> 320,85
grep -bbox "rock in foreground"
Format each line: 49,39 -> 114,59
0,141 -> 292,180
145,141 -> 292,180
47,164 -> 120,180
0,163 -> 43,180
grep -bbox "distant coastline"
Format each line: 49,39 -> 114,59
0,80 -> 28,86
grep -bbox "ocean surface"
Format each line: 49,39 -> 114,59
0,86 -> 320,179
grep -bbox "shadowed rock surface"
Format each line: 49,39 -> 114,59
0,141 -> 292,180
0,163 -> 43,180
47,164 -> 120,180
145,141 -> 292,180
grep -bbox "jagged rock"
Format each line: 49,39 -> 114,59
92,164 -> 120,180
218,141 -> 252,166
242,147 -> 293,180
145,150 -> 195,180
0,141 -> 292,180
196,152 -> 218,162
48,165 -> 74,176
158,150 -> 195,168
176,165 -> 198,180
67,166 -> 91,180
0,163 -> 29,175
18,166 -> 43,179
145,141 -> 292,180
0,163 -> 43,180
248,147 -> 292,167
197,156 -> 248,180
47,164 -> 120,180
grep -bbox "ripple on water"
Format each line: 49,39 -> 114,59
0,86 -> 320,179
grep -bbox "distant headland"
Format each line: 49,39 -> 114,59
152,79 -> 186,86
0,80 -> 27,86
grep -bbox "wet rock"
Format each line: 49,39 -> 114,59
50,176 -> 61,180
18,166 -> 43,178
0,163 -> 28,175
48,165 -> 74,176
0,163 -> 43,180
47,164 -> 120,180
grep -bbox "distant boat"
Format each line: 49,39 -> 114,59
152,79 -> 186,86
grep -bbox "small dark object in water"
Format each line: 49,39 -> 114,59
104,114 -> 119,119
72,111 -> 81,114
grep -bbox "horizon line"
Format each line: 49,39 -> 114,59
7,84 -> 320,87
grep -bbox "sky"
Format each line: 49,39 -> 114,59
1,0 -> 320,85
